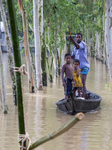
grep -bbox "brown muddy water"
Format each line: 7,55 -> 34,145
0,53 -> 112,150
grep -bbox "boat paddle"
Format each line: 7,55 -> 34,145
68,16 -> 73,53
70,92 -> 76,115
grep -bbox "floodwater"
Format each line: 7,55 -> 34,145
0,53 -> 112,150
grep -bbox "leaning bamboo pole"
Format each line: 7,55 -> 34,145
0,0 -> 17,105
29,112 -> 84,150
0,42 -> 8,114
6,0 -> 26,149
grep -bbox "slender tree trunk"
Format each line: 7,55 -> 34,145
0,42 -> 7,114
41,28 -> 47,86
54,30 -> 58,77
105,0 -> 112,84
28,24 -> 39,88
40,0 -> 47,86
0,0 -> 17,105
102,13 -> 107,64
61,33 -> 66,67
95,32 -> 102,60
33,0 -> 42,90
47,25 -> 53,82
41,0 -> 43,36
18,0 -> 34,93
86,29 -> 90,55
6,0 -> 26,149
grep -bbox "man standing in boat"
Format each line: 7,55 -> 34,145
70,33 -> 89,98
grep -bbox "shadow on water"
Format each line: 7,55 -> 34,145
0,54 -> 112,150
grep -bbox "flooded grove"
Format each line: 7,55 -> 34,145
0,53 -> 112,150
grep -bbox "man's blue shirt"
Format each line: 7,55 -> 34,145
71,41 -> 90,69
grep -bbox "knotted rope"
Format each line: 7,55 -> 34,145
13,64 -> 28,95
13,64 -> 28,75
19,133 -> 31,150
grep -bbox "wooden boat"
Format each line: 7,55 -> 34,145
56,90 -> 102,115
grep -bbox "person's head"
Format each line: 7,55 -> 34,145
64,53 -> 71,64
75,33 -> 82,43
73,59 -> 80,68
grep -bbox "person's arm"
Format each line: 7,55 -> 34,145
76,68 -> 80,76
69,36 -> 79,49
71,48 -> 76,59
61,65 -> 66,87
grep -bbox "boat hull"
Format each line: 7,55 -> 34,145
56,90 -> 102,114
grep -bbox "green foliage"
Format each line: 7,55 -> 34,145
3,0 -> 105,70
105,83 -> 112,88
3,0 -> 105,55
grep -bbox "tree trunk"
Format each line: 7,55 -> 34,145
6,0 -> 26,149
54,30 -> 58,77
0,42 -> 7,114
0,0 -> 17,105
40,0 -> 47,86
41,0 -> 43,36
18,0 -> 34,93
28,23 -> 39,89
86,29 -> 90,55
105,0 -> 112,84
41,28 -> 47,86
47,25 -> 53,82
95,32 -> 101,60
33,0 -> 42,90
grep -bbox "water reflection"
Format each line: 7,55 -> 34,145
0,54 -> 112,150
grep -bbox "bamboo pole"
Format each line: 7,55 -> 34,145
68,16 -> 73,53
6,0 -> 26,149
29,112 -> 84,150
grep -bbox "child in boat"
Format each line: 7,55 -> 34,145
72,59 -> 83,97
61,53 -> 74,100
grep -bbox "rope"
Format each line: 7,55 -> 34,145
13,64 -> 27,96
19,133 -> 31,150
13,64 -> 28,75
